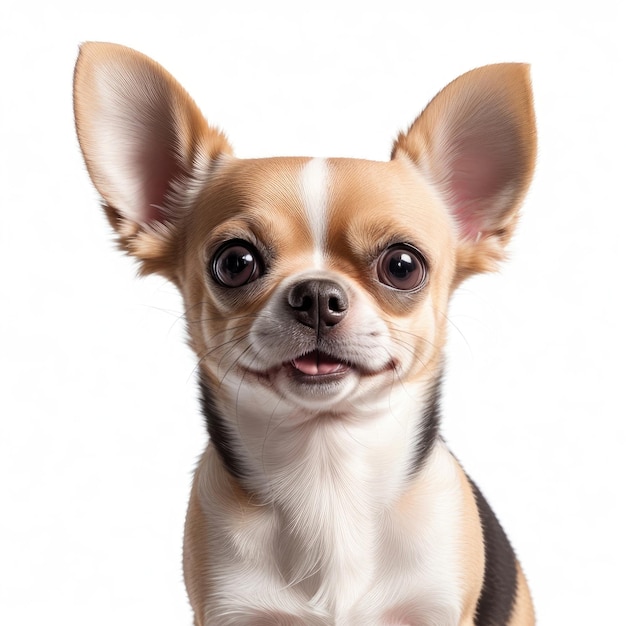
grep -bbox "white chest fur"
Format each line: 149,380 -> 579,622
188,431 -> 467,626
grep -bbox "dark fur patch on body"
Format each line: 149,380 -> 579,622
470,478 -> 519,625
409,375 -> 442,475
198,375 -> 247,480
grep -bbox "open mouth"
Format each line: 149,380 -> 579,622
239,348 -> 398,408
288,350 -> 351,377
243,349 -> 395,392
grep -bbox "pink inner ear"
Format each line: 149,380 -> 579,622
449,150 -> 503,239
444,121 -> 522,240
137,140 -> 182,224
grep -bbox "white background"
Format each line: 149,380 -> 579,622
1,1 -> 624,624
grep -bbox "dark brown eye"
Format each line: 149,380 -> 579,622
377,244 -> 428,291
211,241 -> 263,288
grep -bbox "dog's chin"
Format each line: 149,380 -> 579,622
246,350 -> 395,411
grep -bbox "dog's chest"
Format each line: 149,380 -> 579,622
195,440 -> 467,625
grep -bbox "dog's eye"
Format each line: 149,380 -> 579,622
211,241 -> 263,288
376,244 -> 428,291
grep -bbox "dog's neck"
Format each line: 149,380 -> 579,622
199,374 -> 441,610
199,373 -> 441,497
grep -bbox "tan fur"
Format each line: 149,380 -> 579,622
183,448 -> 255,623
454,460 -> 486,624
509,562 -> 536,625
183,475 -> 211,623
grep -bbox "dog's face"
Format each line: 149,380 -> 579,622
74,43 -> 536,430
179,155 -> 456,421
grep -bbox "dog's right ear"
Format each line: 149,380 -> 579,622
392,64 -> 536,283
73,42 -> 232,278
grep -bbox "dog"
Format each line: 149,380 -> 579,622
73,42 -> 536,625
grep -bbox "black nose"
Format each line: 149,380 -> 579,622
287,279 -> 349,330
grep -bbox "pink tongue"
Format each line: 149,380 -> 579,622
292,351 -> 346,375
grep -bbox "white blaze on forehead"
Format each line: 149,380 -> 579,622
299,158 -> 329,267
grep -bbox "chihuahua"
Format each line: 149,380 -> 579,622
74,43 -> 536,625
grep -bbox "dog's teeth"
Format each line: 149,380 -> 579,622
291,352 -> 319,375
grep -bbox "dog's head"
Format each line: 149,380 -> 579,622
74,43 -> 535,435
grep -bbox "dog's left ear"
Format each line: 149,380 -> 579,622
393,64 -> 536,280
73,42 -> 233,279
